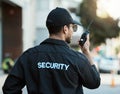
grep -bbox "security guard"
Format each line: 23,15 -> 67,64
2,7 -> 100,94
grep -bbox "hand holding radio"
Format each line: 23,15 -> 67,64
79,20 -> 93,47
78,20 -> 94,65
79,30 -> 89,47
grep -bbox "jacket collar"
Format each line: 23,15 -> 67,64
40,38 -> 70,48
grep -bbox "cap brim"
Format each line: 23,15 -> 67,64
72,20 -> 82,26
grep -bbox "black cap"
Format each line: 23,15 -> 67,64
46,7 -> 81,26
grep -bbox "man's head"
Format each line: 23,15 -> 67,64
46,7 -> 81,43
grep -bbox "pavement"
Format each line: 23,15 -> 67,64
0,70 -> 7,94
84,85 -> 120,94
85,73 -> 120,94
0,70 -> 120,94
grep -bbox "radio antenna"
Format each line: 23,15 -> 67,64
87,19 -> 94,30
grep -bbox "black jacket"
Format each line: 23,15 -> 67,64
3,38 -> 100,94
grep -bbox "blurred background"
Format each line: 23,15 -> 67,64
0,0 -> 120,94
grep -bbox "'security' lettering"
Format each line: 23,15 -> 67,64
37,62 -> 69,70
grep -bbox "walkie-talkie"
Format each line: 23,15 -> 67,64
79,20 -> 93,46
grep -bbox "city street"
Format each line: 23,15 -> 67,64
0,70 -> 120,94
0,0 -> 120,94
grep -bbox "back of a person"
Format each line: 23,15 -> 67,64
2,7 -> 100,94
24,39 -> 84,94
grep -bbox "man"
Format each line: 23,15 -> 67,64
3,7 -> 100,94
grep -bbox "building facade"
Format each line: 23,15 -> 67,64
0,0 -> 36,68
0,0 -> 23,67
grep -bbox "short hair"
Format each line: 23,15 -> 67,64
46,24 -> 63,34
46,24 -> 70,35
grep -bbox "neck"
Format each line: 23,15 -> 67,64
49,34 -> 65,41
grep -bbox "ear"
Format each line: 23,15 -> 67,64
63,25 -> 68,34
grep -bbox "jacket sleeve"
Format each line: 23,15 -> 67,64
77,55 -> 101,89
2,75 -> 25,94
2,56 -> 25,94
82,65 -> 100,89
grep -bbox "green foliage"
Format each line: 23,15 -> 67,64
77,0 -> 120,49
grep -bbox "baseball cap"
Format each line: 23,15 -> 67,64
46,7 -> 81,27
